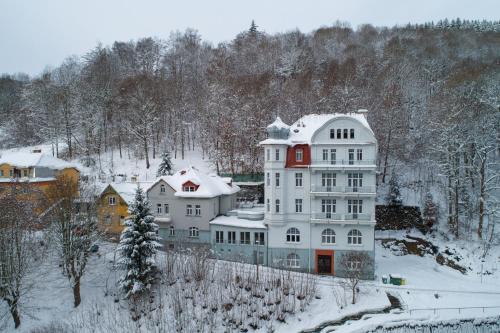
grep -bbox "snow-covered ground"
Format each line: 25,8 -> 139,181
2,233 -> 499,333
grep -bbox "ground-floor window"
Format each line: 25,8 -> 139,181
169,225 -> 175,237
189,227 -> 199,238
215,231 -> 224,243
228,231 -> 236,244
286,253 -> 300,268
254,232 -> 265,245
240,231 -> 250,244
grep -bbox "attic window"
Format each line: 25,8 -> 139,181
108,196 -> 116,206
160,184 -> 166,193
183,186 -> 196,192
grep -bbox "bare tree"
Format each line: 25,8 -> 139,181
45,177 -> 100,307
0,183 -> 44,329
339,251 -> 373,304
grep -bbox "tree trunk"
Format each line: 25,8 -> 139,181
144,138 -> 150,169
382,127 -> 392,184
478,158 -> 485,239
73,278 -> 81,307
352,286 -> 356,304
7,298 -> 21,329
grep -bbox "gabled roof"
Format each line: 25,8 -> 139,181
148,166 -> 240,198
100,182 -> 143,205
260,112 -> 374,146
0,152 -> 79,171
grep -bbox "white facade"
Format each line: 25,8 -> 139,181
260,112 -> 377,274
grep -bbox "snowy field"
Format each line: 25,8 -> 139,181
1,233 -> 499,333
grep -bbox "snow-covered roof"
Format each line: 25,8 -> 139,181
150,166 -> 240,198
266,116 -> 290,130
0,177 -> 56,183
260,112 -> 373,146
209,215 -> 267,229
101,182 -> 147,205
0,152 -> 79,171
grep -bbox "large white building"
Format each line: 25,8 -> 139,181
259,111 -> 377,276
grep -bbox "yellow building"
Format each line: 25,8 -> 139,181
97,183 -> 140,235
0,151 -> 80,213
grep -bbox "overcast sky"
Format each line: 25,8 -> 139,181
1,0 -> 499,75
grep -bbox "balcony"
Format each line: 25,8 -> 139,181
310,159 -> 376,170
310,212 -> 374,224
310,185 -> 376,196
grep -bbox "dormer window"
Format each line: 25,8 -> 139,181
183,186 -> 196,192
295,149 -> 303,162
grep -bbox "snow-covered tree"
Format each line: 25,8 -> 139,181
423,192 -> 438,229
117,186 -> 162,298
386,173 -> 403,206
156,151 -> 174,177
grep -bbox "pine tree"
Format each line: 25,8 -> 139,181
117,186 -> 162,298
386,173 -> 402,206
156,151 -> 174,177
249,20 -> 258,35
423,192 -> 438,228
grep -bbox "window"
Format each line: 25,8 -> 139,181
350,129 -> 355,139
183,185 -> 196,192
343,129 -> 348,139
357,149 -> 363,161
23,170 -> 28,177
266,199 -> 270,212
330,149 -> 336,165
164,204 -> 169,214
108,196 -> 116,206
295,199 -> 303,213
322,149 -> 328,162
105,215 -> 112,225
228,231 -> 236,244
295,149 -> 303,162
275,149 -> 280,161
275,173 -> 280,187
286,253 -> 300,268
321,229 -> 336,244
337,129 -> 342,139
254,232 -> 265,245
286,227 -> 300,243
119,216 -> 126,225
321,199 -> 336,219
275,199 -> 280,213
266,149 -> 270,161
189,227 -> 199,238
321,172 -> 336,190
160,184 -> 166,193
348,229 -> 362,245
295,173 -> 303,187
0,170 -> 3,176
157,204 -> 162,214
216,231 -> 224,243
348,149 -> 355,165
186,204 -> 193,216
169,226 -> 175,237
195,205 -> 201,216
348,199 -> 363,217
348,173 -> 363,191
240,232 -> 250,245
330,128 -> 335,139
266,172 -> 270,186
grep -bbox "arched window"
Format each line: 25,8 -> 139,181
321,228 -> 336,244
189,227 -> 199,238
160,184 -> 166,193
286,253 -> 300,268
348,229 -> 362,245
169,225 -> 175,237
286,227 -> 300,243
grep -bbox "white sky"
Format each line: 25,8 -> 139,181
1,0 -> 499,75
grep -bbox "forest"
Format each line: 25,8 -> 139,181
0,19 -> 499,241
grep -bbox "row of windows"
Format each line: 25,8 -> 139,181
168,226 -> 199,238
0,169 -> 29,177
215,231 -> 265,245
321,148 -> 362,163
266,148 -> 282,161
186,204 -> 201,216
267,198 -> 363,214
284,252 -> 362,269
285,227 -> 363,245
266,172 -> 364,188
329,128 -> 355,139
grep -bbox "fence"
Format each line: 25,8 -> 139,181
408,305 -> 500,316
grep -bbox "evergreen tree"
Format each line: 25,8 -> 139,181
386,173 -> 403,206
249,20 -> 258,35
117,186 -> 162,298
423,192 -> 438,228
156,151 -> 174,177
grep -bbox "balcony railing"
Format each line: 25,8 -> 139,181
311,159 -> 376,166
310,185 -> 376,194
311,213 -> 373,222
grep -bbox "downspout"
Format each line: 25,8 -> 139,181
308,164 -> 312,273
